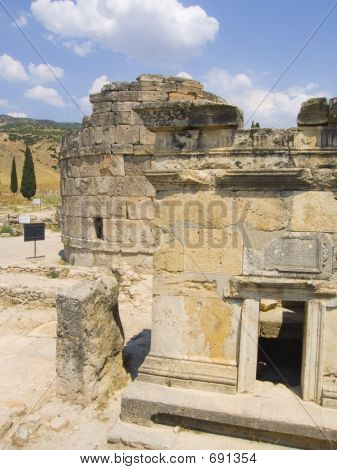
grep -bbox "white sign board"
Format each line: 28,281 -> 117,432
32,198 -> 41,206
19,214 -> 31,224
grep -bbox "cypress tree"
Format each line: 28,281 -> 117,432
10,157 -> 18,194
20,145 -> 36,199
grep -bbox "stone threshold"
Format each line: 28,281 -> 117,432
113,381 -> 337,449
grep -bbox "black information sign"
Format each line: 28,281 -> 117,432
24,223 -> 45,242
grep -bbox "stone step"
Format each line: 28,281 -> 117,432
108,419 -> 289,450
114,381 -> 337,450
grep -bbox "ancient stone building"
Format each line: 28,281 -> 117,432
60,74 -> 225,270
61,78 -> 337,448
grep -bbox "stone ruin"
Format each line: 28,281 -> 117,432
59,75 -> 337,448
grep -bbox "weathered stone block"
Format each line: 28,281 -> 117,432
79,156 -> 102,177
184,230 -> 243,274
92,112 -> 115,127
244,197 -> 290,231
184,297 -> 232,360
104,219 -> 131,243
168,92 -> 196,101
90,91 -> 118,103
100,154 -> 125,176
243,231 -> 333,279
115,125 -> 140,145
114,111 -> 133,125
133,144 -> 154,156
124,155 -> 151,175
126,197 -> 154,219
329,98 -> 337,125
291,192 -> 337,232
56,271 -> 125,404
130,220 -> 154,246
297,98 -> 329,126
137,91 -> 168,102
80,196 -> 111,218
116,91 -> 139,101
92,101 -> 113,114
138,127 -> 155,146
116,176 -> 148,197
154,241 -> 184,272
111,197 -> 127,218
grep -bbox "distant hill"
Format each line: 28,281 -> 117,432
0,115 -> 81,193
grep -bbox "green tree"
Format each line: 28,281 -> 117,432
20,145 -> 36,199
10,157 -> 18,194
255,122 -> 260,128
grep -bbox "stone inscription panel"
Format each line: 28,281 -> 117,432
243,232 -> 333,279
265,237 -> 321,273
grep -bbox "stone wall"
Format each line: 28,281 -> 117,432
60,74 -> 226,271
132,98 -> 337,407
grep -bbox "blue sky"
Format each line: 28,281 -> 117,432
0,0 -> 336,127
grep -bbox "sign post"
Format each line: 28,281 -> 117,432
24,223 -> 45,259
32,198 -> 42,210
19,214 -> 31,225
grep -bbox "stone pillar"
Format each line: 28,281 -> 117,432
301,300 -> 325,403
237,299 -> 260,393
56,270 -> 125,404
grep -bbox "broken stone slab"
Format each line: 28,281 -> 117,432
12,425 -> 30,447
329,98 -> 337,125
108,419 -> 176,450
259,306 -> 304,339
0,416 -> 12,439
47,416 -> 69,432
134,101 -> 243,131
297,97 -> 329,126
56,269 -> 126,404
260,299 -> 281,312
1,401 -> 27,417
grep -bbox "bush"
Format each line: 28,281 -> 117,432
47,269 -> 60,279
0,225 -> 15,235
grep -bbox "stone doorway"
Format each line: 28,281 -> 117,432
256,300 -> 305,388
237,295 -> 325,404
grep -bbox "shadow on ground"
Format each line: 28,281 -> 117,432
123,329 -> 151,380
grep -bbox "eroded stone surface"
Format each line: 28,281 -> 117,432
56,269 -> 125,404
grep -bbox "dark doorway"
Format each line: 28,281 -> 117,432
256,301 -> 305,386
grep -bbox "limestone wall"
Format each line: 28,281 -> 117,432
134,98 -> 337,404
60,75 -> 225,270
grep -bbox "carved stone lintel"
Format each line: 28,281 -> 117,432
229,276 -> 337,302
144,170 -> 212,191
216,169 -> 313,190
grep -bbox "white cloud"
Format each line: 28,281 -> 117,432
0,54 -> 28,81
28,63 -> 64,83
89,75 -> 109,94
176,72 -> 193,79
8,112 -> 27,118
79,75 -> 110,114
13,14 -> 29,27
31,0 -> 219,61
63,40 -> 93,57
204,68 -> 328,128
24,85 -> 65,107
